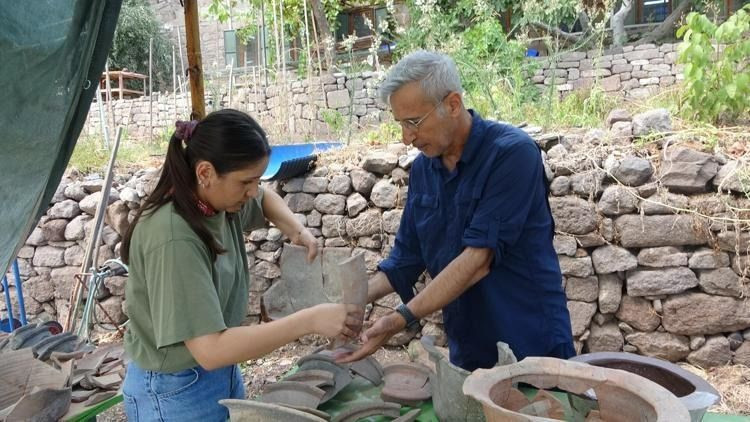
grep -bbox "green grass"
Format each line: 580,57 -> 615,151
69,133 -> 169,174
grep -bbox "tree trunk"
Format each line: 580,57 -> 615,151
611,0 -> 633,47
529,21 -> 584,44
637,0 -> 693,44
309,0 -> 333,68
578,11 -> 591,34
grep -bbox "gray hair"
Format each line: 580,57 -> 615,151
379,50 -> 463,105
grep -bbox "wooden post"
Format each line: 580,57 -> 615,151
183,0 -> 205,119
104,60 -> 116,135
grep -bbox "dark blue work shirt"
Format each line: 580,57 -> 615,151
379,111 -> 574,371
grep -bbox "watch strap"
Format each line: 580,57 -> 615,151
395,303 -> 419,329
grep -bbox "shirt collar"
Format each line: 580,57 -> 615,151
429,109 -> 486,170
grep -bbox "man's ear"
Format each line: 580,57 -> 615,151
446,91 -> 463,117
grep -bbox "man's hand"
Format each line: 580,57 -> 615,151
335,311 -> 406,363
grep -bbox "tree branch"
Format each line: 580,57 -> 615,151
611,0 -> 633,47
637,0 -> 693,45
529,21 -> 583,43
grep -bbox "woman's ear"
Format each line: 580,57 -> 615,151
195,160 -> 216,188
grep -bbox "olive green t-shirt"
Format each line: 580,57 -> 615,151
124,190 -> 265,372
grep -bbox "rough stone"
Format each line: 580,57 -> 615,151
586,322 -> 624,352
632,108 -> 672,137
637,246 -> 688,268
313,194 -> 346,215
302,177 -> 329,193
285,193 -> 315,213
346,209 -> 381,237
321,215 -> 347,238
553,235 -> 577,256
568,301 -> 597,337
106,201 -> 130,236
690,335 -> 706,351
616,295 -> 661,331
698,268 -> 743,297
32,246 -> 65,268
41,219 -> 67,242
687,335 -> 732,368
615,215 -> 708,247
591,245 -> 638,274
251,261 -> 282,279
79,191 -> 116,216
362,152 -> 398,175
282,178 -> 305,193
598,186 -> 639,216
64,245 -> 84,266
370,180 -> 398,209
346,193 -> 368,217
565,276 -> 598,302
689,248 -> 730,269
549,176 -> 570,196
96,296 -> 127,325
570,170 -> 606,198
626,267 -> 698,296
625,331 -> 690,362
734,342 -> 750,366
382,209 -> 402,234
716,231 -> 750,253
558,256 -> 594,278
328,175 -> 352,195
598,274 -> 622,314
549,196 -> 598,235
612,156 -> 653,186
350,169 -> 378,195
23,276 -> 55,303
639,192 -> 689,214
663,292 -> 750,335
659,147 -> 719,194
64,183 -> 87,201
48,200 -> 81,219
326,89 -> 350,108
713,161 -> 748,194
610,121 -> 633,141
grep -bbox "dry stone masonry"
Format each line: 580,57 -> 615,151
9,108 -> 750,369
82,43 -> 685,141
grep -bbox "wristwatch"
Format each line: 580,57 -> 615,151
395,303 -> 420,329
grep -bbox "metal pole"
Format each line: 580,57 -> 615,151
65,127 -> 124,333
95,85 -> 110,150
261,1 -> 268,86
149,37 -> 154,143
104,60 -> 116,137
173,46 -> 177,121
2,274 -> 13,331
184,0 -> 206,119
227,57 -> 234,108
12,260 -> 26,326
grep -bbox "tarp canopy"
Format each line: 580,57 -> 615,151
0,1 -> 122,275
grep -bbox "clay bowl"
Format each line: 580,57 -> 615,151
380,363 -> 433,406
462,357 -> 691,422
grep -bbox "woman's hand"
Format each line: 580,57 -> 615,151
292,228 -> 320,263
308,303 -> 364,339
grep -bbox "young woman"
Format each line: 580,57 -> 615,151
120,109 -> 362,421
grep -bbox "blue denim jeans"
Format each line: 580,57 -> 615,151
123,362 -> 245,421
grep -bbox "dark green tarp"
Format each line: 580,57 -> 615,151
0,1 -> 122,275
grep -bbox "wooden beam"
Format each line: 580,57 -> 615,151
183,0 -> 205,120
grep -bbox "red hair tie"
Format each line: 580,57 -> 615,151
175,120 -> 198,142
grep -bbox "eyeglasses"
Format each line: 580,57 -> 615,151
398,93 -> 450,132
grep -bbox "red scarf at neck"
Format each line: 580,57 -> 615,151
196,197 -> 217,217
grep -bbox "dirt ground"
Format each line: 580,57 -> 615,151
99,339 -> 750,420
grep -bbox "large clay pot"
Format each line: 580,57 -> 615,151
570,352 -> 720,422
462,357 -> 691,422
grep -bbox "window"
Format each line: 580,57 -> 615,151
334,6 -> 390,45
224,29 -> 265,68
637,0 -> 671,24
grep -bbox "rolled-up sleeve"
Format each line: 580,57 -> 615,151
462,141 -> 544,268
378,198 -> 426,303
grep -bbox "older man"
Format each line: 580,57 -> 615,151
339,51 -> 574,371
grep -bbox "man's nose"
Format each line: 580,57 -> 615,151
402,128 -> 415,146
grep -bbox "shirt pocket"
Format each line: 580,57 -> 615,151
411,193 -> 441,253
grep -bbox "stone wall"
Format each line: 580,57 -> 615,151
10,108 -> 750,368
531,43 -> 683,100
81,71 -> 389,141
82,42 -> 686,141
